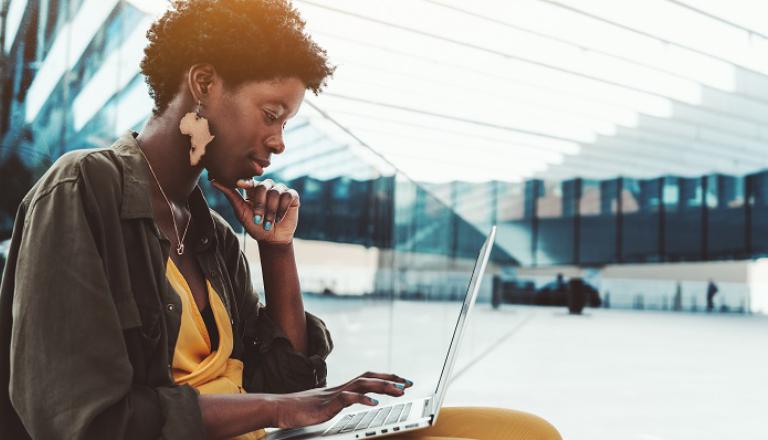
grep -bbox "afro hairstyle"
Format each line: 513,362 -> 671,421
140,0 -> 335,115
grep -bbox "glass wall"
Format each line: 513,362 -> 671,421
621,178 -> 662,262
578,178 -> 619,264
495,180 -> 534,266
535,180 -> 574,265
749,170 -> 768,257
663,176 -> 704,260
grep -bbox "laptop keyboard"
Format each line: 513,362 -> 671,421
324,402 -> 413,436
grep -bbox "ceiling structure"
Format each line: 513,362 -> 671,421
287,0 -> 768,182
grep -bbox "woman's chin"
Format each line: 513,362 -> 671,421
205,170 -> 233,188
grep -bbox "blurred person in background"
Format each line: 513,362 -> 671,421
706,279 -> 719,312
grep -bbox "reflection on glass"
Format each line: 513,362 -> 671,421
579,179 -> 618,264
621,178 -> 661,262
664,177 -> 703,260
535,180 -> 574,265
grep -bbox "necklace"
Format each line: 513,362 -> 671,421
136,144 -> 192,256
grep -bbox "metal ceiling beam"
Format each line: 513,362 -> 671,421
321,37 -> 768,144
320,93 -> 767,165
425,0 -> 768,107
297,0 -> 768,127
663,0 -> 768,41
537,0 -> 768,80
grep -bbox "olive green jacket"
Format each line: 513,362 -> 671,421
0,132 -> 333,440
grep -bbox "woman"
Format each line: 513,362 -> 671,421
0,1 -> 561,439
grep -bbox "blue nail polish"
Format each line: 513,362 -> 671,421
370,398 -> 379,405
264,221 -> 273,231
253,215 -> 262,225
405,380 -> 414,386
394,383 -> 405,390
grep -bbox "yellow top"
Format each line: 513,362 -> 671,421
166,257 -> 265,440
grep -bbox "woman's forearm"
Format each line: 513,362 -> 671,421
258,241 -> 308,354
199,393 -> 279,439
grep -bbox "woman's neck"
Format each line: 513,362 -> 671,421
135,111 -> 204,206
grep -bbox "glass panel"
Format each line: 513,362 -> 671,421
535,180 -> 574,265
579,178 -> 618,264
664,176 -> 703,261
706,174 -> 746,259
621,177 -> 661,262
496,181 -> 533,266
749,171 -> 768,256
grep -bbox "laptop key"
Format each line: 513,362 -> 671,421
340,412 -> 366,433
357,408 -> 380,431
327,414 -> 354,435
369,406 -> 392,429
384,404 -> 404,425
399,402 -> 413,423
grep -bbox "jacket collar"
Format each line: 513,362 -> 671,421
112,130 -> 217,252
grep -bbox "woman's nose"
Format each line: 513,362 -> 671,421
265,133 -> 285,154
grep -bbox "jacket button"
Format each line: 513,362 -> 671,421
200,236 -> 209,245
167,304 -> 176,312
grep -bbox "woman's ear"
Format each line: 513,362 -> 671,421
186,63 -> 217,101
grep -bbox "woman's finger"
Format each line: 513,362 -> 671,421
338,391 -> 378,408
212,180 -> 251,224
244,178 -> 273,225
275,189 -> 295,223
263,185 -> 284,231
344,377 -> 406,397
359,371 -> 413,388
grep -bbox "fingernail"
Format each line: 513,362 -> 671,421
370,398 -> 379,405
394,383 -> 405,390
253,215 -> 262,225
264,221 -> 273,231
406,380 -> 413,386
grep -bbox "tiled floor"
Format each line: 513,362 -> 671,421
305,297 -> 768,440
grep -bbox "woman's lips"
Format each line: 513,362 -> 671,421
248,157 -> 270,176
249,159 -> 264,176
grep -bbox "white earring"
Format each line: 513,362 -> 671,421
179,99 -> 215,166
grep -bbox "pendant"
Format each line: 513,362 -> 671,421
176,243 -> 184,255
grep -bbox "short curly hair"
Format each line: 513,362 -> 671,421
140,0 -> 334,115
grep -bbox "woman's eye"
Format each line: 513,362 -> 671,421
265,111 -> 277,122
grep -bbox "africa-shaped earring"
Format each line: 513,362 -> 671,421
179,99 -> 215,166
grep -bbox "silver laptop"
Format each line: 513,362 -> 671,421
267,226 -> 497,440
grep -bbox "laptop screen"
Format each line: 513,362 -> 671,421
431,226 -> 496,415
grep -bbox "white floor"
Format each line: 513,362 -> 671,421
305,297 -> 768,440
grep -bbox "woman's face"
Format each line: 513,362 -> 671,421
201,76 -> 305,187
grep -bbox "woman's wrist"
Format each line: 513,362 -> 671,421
198,393 -> 282,437
271,393 -> 292,429
257,239 -> 294,252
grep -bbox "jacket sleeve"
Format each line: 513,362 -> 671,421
224,232 -> 333,394
9,169 -> 205,439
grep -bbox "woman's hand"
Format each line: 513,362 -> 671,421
273,372 -> 414,429
212,178 -> 299,245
